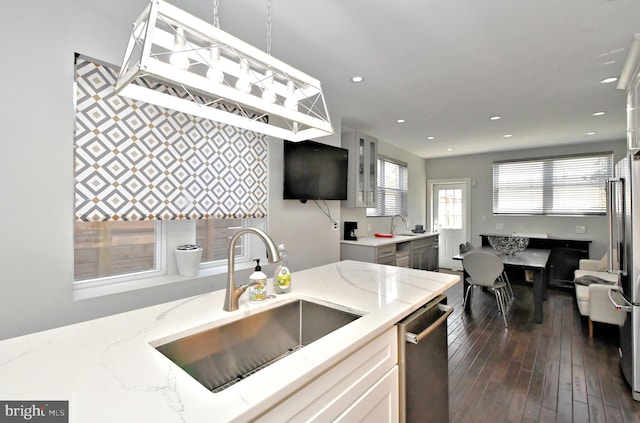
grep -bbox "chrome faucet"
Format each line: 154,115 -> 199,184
223,227 -> 281,312
390,214 -> 407,235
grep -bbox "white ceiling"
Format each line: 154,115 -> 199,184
87,0 -> 640,158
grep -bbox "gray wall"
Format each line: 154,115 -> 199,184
0,1 -> 342,340
425,140 -> 628,260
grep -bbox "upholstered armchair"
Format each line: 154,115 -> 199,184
574,254 -> 623,337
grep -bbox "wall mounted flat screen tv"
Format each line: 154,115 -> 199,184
283,140 -> 349,202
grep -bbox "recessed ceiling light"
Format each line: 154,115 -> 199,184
351,76 -> 364,83
396,119 -> 405,123
447,148 -> 453,151
587,132 -> 596,135
427,136 -> 435,140
489,116 -> 501,121
592,111 -> 606,116
600,77 -> 618,84
503,134 -> 513,138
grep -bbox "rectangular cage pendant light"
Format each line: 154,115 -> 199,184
115,0 -> 333,141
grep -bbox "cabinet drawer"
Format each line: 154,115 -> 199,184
335,366 -> 399,423
377,245 -> 396,260
257,327 -> 398,422
412,236 -> 437,248
411,239 -> 429,248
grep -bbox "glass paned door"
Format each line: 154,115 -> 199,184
432,181 -> 469,271
357,137 -> 365,204
367,138 -> 377,205
437,188 -> 463,230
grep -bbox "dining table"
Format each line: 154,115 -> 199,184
453,246 -> 551,323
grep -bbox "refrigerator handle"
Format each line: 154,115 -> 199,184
608,287 -> 632,312
607,177 -> 625,275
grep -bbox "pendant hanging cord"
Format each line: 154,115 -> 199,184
213,0 -> 220,28
266,0 -> 272,55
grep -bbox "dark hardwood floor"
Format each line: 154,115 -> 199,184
444,273 -> 640,423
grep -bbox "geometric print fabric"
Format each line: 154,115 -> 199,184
74,57 -> 268,221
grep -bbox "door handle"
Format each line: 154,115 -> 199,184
606,177 -> 626,275
404,304 -> 453,344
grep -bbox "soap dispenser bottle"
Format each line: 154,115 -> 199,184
248,259 -> 268,302
274,244 -> 291,294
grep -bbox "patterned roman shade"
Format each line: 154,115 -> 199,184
74,56 -> 268,221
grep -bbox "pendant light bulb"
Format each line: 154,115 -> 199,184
284,80 -> 298,111
206,46 -> 224,83
169,27 -> 190,70
261,70 -> 276,103
235,58 -> 252,93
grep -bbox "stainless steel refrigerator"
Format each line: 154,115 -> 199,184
608,152 -> 640,400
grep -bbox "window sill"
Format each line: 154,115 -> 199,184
73,261 -> 255,301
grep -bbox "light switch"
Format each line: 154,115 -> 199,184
575,225 -> 586,234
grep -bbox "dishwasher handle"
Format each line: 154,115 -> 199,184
404,304 -> 453,344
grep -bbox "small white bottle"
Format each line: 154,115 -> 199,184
248,259 -> 268,302
274,244 -> 291,294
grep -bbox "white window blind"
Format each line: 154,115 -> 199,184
492,152 -> 613,215
368,156 -> 408,217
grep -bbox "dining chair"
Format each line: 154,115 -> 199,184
461,242 -> 515,306
462,250 -> 510,328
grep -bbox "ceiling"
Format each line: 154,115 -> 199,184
86,0 -> 640,158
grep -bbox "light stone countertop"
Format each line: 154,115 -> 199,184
0,260 -> 459,422
340,232 -> 439,247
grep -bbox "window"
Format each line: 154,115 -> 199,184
73,55 -> 267,286
73,218 -> 255,283
367,156 -> 408,217
74,221 -> 157,281
437,188 -> 463,229
492,152 -> 613,215
196,218 -> 246,264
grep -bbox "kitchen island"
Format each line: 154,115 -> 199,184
0,260 -> 458,422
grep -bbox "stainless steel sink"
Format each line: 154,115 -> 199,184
154,300 -> 361,392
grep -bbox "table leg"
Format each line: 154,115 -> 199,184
533,267 -> 546,323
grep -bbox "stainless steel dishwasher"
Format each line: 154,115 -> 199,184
397,294 -> 453,423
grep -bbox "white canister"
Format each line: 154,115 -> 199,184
175,244 -> 203,277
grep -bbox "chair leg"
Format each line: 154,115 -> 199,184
493,289 -> 508,328
498,272 -> 514,304
502,271 -> 515,303
462,285 -> 474,313
588,318 -> 593,337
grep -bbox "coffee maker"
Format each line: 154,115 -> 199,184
344,221 -> 358,241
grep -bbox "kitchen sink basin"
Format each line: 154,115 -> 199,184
154,300 -> 361,392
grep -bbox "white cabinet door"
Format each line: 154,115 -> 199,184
335,366 -> 399,423
257,327 -> 398,422
342,132 -> 378,208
